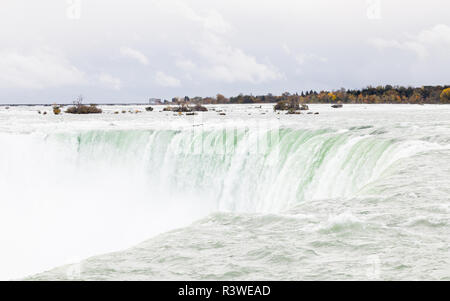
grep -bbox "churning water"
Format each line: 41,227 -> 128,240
0,104 -> 449,280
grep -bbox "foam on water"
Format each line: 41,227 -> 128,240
0,104 -> 449,280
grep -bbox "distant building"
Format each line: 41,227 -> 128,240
172,97 -> 184,103
148,98 -> 162,105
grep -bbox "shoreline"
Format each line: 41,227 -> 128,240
2,102 -> 450,107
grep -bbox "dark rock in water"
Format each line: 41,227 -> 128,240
219,112 -> 226,115
307,112 -> 313,114
168,104 -> 193,112
43,111 -> 47,115
286,109 -> 301,115
274,98 -> 309,111
314,112 -> 319,115
145,106 -> 153,111
331,104 -> 343,108
66,104 -> 102,114
192,104 -> 208,112
274,99 -> 299,111
177,106 -> 192,112
186,112 -> 197,116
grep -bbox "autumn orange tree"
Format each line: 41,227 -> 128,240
216,94 -> 228,103
440,88 -> 450,103
328,92 -> 337,102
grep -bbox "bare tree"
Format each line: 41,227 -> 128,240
74,95 -> 83,107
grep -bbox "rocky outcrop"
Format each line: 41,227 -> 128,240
192,104 -> 208,112
274,99 -> 309,113
274,100 -> 299,111
286,109 -> 301,115
66,104 -> 102,114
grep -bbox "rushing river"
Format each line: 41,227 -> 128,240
0,104 -> 449,280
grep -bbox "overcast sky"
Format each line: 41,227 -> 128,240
0,0 -> 449,103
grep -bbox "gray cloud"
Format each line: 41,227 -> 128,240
0,0 -> 449,103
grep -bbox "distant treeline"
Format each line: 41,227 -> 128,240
178,85 -> 450,105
